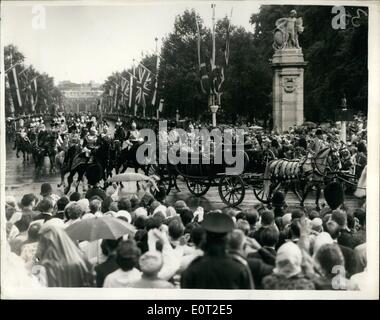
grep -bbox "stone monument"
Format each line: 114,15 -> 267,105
271,10 -> 307,132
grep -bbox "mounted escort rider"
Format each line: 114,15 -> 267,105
126,121 -> 142,150
62,124 -> 82,171
82,127 -> 100,162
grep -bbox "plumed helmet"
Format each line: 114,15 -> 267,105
323,182 -> 344,210
86,163 -> 103,186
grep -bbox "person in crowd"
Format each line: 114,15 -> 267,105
352,208 -> 366,246
262,242 -> 315,290
324,219 -> 362,278
64,202 -> 83,227
181,211 -> 254,289
33,198 -> 54,222
20,223 -> 41,269
10,214 -> 33,255
248,226 -> 278,266
37,183 -> 60,208
55,197 -> 70,220
85,164 -> 107,200
179,227 -> 205,273
331,209 -> 356,249
129,251 -> 174,289
69,192 -> 82,202
89,199 -> 103,217
95,238 -> 122,287
313,243 -> 356,290
20,193 -> 39,220
253,210 -> 276,245
34,224 -> 94,287
271,191 -> 286,217
351,243 -> 368,290
103,240 -> 142,288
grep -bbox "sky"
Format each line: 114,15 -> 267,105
2,1 -> 260,84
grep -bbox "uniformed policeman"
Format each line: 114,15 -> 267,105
180,211 -> 254,289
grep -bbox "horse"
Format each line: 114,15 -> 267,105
262,146 -> 342,210
62,138 -> 111,194
107,139 -> 122,178
31,131 -> 58,175
115,140 -> 155,190
14,133 -> 32,162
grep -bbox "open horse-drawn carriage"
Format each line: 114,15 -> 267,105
150,142 -> 353,209
150,143 -> 276,207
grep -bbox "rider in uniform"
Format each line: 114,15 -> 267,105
62,124 -> 82,170
83,127 -> 99,160
114,118 -> 125,144
126,121 -> 141,150
13,117 -> 26,151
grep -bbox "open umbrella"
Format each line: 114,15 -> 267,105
302,121 -> 317,128
107,172 -> 159,190
65,216 -> 136,241
249,125 -> 263,130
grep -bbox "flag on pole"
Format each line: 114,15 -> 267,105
196,18 -> 210,94
5,74 -> 15,114
113,83 -> 119,110
211,3 -> 216,71
11,64 -> 23,107
225,14 -> 231,67
120,76 -> 130,106
135,63 -> 153,109
127,71 -> 137,112
151,54 -> 160,106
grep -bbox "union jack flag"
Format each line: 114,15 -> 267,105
135,63 -> 153,108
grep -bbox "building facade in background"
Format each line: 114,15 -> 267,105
59,81 -> 103,114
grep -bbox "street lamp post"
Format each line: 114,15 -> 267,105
210,104 -> 219,127
176,109 -> 179,123
340,96 -> 347,143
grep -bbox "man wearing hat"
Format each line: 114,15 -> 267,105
181,211 -> 254,289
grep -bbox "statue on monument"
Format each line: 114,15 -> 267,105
273,10 -> 304,50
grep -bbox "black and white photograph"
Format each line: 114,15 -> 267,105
1,0 -> 379,301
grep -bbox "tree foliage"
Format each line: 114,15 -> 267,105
4,44 -> 63,116
102,5 -> 368,123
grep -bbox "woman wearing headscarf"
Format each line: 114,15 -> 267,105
262,242 -> 315,290
33,224 -> 95,287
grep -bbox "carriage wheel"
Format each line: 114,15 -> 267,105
253,184 -> 271,204
185,178 -> 211,197
218,175 -> 245,207
253,180 -> 277,204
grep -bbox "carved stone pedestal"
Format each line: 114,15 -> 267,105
271,49 -> 307,132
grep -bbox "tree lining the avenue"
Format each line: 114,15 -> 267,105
4,5 -> 367,124
102,5 -> 367,124
4,44 -> 63,117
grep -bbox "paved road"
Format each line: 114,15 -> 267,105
5,122 -> 361,212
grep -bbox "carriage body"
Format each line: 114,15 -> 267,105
151,143 -> 276,207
